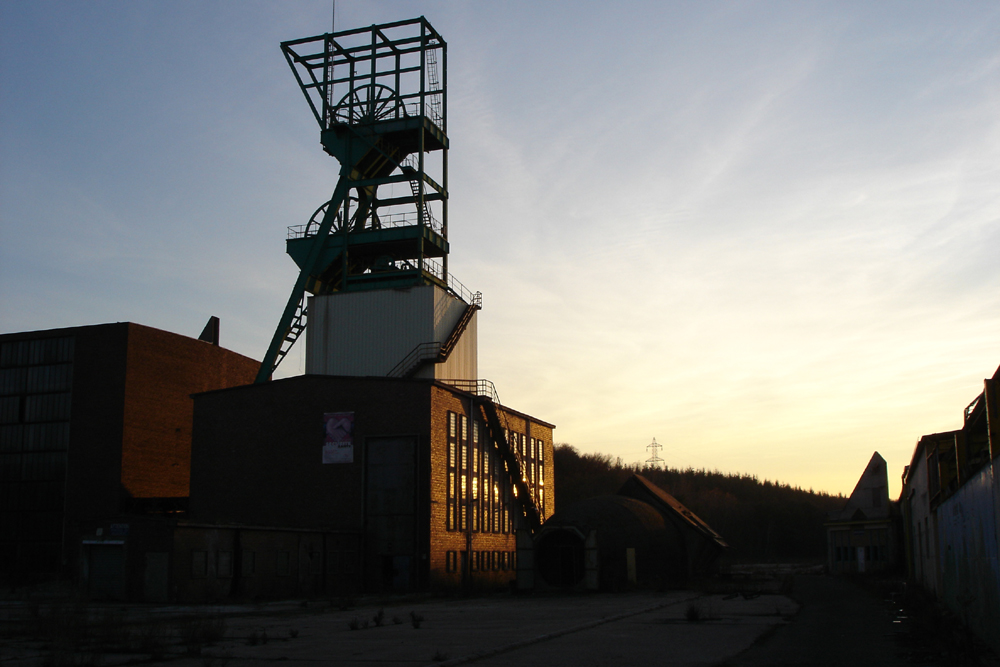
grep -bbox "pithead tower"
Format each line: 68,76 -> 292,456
258,17 -> 479,383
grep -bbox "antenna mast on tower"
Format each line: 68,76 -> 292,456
645,437 -> 664,469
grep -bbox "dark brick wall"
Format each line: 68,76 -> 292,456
1,322 -> 259,581
121,323 -> 259,499
190,377 -> 554,594
190,375 -> 433,531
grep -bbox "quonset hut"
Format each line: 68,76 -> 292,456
525,474 -> 728,591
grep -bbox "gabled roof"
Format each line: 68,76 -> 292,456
835,451 -> 891,522
618,474 -> 729,549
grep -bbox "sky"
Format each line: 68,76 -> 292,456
2,1 -> 998,498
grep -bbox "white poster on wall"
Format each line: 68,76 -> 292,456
322,412 -> 354,464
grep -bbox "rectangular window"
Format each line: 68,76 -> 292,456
447,472 -> 456,531
242,550 -> 255,576
470,550 -> 479,572
446,550 -> 457,573
276,550 -> 291,576
0,397 -> 20,425
471,435 -> 479,475
217,551 -> 233,577
493,481 -> 500,533
191,551 -> 207,577
447,411 -> 458,531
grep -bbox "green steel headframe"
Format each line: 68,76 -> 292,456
256,17 -> 450,383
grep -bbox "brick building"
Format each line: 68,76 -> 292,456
0,322 -> 259,594
177,374 -> 553,599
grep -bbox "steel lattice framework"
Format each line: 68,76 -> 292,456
257,17 -> 453,383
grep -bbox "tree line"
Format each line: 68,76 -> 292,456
553,444 -> 845,562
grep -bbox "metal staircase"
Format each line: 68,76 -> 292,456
386,298 -> 480,379
478,396 -> 541,535
438,379 -> 542,535
271,298 -> 308,374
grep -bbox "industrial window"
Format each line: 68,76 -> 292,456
471,477 -> 479,532
511,551 -> 517,570
447,412 -> 457,531
471,428 -> 479,475
503,484 -> 510,533
26,365 -> 73,394
25,423 -> 69,451
0,337 -> 74,367
217,551 -> 233,577
472,420 -> 483,473
459,478 -> 467,531
538,439 -> 544,463
191,551 -> 208,578
447,473 -> 456,530
0,397 -> 19,425
242,550 -> 255,576
276,550 -> 291,576
500,552 -> 508,570
446,550 -> 457,573
470,550 -> 479,572
24,394 -> 72,423
493,482 -> 501,533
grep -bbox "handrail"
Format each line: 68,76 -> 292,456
387,341 -> 441,379
964,394 -> 982,423
288,208 -> 444,238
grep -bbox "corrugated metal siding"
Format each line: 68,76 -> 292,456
307,286 -> 476,380
936,461 -> 1000,653
909,455 -> 939,595
436,312 -> 477,381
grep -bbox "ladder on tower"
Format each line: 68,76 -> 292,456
400,164 -> 434,228
270,296 -> 307,376
425,47 -> 442,125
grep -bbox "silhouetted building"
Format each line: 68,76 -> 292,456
526,474 -> 727,591
901,363 -> 1000,653
0,322 -> 259,595
173,375 -> 554,600
825,452 -> 899,574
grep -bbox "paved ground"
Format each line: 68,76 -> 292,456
155,590 -> 797,667
722,574 -> 909,666
3,574 -> 995,666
